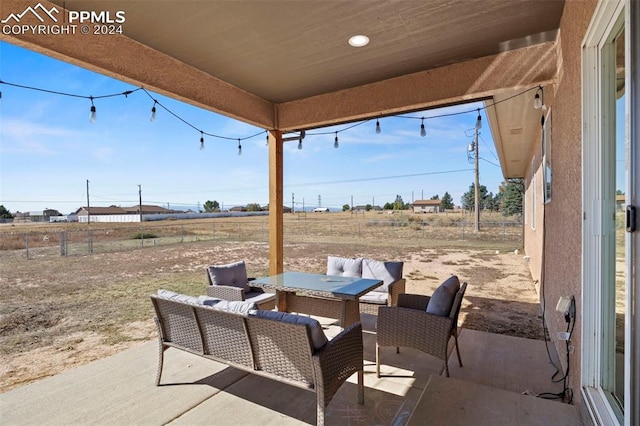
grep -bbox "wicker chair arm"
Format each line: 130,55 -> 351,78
313,322 -> 363,408
206,285 -> 245,301
397,293 -> 431,310
377,306 -> 452,357
387,278 -> 406,306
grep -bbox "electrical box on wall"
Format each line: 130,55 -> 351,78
556,296 -> 572,315
556,295 -> 576,323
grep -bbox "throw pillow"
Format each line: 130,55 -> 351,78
326,256 -> 363,277
426,275 -> 460,316
207,260 -> 250,293
362,258 -> 403,292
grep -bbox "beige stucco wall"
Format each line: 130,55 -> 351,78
536,0 -> 598,409
523,125 -> 545,287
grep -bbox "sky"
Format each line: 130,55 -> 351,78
0,41 -> 507,214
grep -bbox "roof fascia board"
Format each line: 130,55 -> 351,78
1,0 -> 275,129
276,42 -> 557,131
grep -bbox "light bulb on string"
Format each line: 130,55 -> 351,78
534,86 -> 544,109
375,119 -> 381,134
200,131 -> 205,150
420,118 -> 426,137
298,139 -> 303,150
89,97 -> 96,123
265,133 -> 269,146
475,109 -> 482,130
150,101 -> 157,121
334,132 -> 339,149
238,139 -> 242,156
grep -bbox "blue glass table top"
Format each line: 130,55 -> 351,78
251,272 -> 382,300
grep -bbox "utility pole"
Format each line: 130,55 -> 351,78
292,193 -> 295,213
138,184 -> 143,223
474,110 -> 481,233
86,179 -> 90,227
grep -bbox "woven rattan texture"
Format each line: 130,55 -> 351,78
195,307 -> 254,367
151,295 -> 364,425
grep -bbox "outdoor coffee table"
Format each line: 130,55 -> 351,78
250,272 -> 382,327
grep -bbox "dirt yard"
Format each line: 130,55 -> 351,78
0,236 -> 540,393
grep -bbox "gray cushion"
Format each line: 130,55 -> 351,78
207,260 -> 250,293
157,289 -> 198,304
250,310 -> 328,350
204,299 -> 259,315
426,275 -> 460,316
361,258 -> 403,292
358,291 -> 388,305
326,256 -> 363,278
197,295 -> 222,305
243,291 -> 276,305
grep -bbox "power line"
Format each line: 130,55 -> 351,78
285,169 -> 474,187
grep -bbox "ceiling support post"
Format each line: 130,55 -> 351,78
268,130 -> 284,275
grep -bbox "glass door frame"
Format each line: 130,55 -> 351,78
582,0 -> 639,424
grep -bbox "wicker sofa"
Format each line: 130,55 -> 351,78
326,256 -> 405,314
151,291 -> 364,425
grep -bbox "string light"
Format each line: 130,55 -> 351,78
534,86 -> 546,110
237,139 -> 242,155
334,132 -> 339,149
89,96 -> 96,123
150,100 -> 157,121
0,79 -> 542,153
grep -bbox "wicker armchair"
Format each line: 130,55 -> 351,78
206,260 -> 276,310
376,280 -> 467,377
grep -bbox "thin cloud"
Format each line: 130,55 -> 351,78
0,118 -> 84,155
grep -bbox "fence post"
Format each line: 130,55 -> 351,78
503,222 -> 506,241
25,232 -> 29,259
88,229 -> 93,254
60,230 -> 67,256
461,221 -> 465,240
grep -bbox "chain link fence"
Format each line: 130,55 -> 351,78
0,215 -> 522,260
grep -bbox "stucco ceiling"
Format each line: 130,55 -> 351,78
48,0 -> 563,104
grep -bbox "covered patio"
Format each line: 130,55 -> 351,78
0,315 -> 581,425
4,0 -> 639,423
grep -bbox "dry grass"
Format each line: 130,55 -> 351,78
0,212 -> 536,392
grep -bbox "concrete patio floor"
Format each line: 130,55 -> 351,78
0,314 -> 582,425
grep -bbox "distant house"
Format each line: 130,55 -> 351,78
43,208 -> 62,218
412,200 -> 441,213
123,205 -> 180,214
76,206 -> 128,216
263,205 -> 292,213
229,206 -> 247,212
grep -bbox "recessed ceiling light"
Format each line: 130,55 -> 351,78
348,35 -> 369,47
